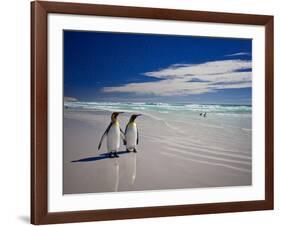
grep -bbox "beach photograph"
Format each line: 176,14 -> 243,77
63,30 -> 252,194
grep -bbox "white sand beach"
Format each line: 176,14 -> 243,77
63,104 -> 251,194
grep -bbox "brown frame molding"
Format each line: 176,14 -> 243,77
31,1 -> 274,224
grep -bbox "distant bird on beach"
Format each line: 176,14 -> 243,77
199,112 -> 207,117
125,114 -> 141,153
98,112 -> 126,158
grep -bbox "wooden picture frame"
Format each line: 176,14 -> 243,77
31,1 -> 274,224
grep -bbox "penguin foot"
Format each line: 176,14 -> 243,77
109,152 -> 114,158
133,149 -> 138,153
114,152 -> 119,158
126,149 -> 131,153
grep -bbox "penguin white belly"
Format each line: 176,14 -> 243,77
126,123 -> 137,149
107,123 -> 120,151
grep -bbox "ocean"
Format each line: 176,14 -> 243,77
64,101 -> 251,115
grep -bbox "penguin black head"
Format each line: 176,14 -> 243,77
129,114 -> 142,122
111,112 -> 123,122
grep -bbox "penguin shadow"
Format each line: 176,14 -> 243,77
71,150 -> 129,163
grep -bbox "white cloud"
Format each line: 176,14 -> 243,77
64,96 -> 78,102
144,60 -> 251,78
224,52 -> 251,57
103,59 -> 252,96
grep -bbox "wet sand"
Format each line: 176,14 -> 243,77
63,109 -> 251,194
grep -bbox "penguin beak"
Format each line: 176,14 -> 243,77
136,114 -> 142,117
116,112 -> 124,117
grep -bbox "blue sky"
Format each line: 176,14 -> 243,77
64,30 -> 252,105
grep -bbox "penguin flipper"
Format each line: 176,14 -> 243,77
137,127 -> 139,145
120,128 -> 126,145
125,123 -> 129,134
98,122 -> 112,150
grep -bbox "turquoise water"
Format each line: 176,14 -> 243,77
64,101 -> 251,116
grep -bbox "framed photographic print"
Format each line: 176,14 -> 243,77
31,1 -> 274,225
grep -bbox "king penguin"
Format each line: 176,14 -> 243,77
98,112 -> 126,158
125,114 -> 141,153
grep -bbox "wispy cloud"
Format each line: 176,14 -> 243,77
103,59 -> 252,96
64,96 -> 78,102
224,52 -> 251,57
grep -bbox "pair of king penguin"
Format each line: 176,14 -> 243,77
98,112 -> 141,158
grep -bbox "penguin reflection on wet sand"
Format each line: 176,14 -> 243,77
125,114 -> 141,153
98,112 -> 126,158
